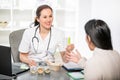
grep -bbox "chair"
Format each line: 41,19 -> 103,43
9,29 -> 26,62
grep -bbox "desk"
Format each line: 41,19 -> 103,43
0,74 -> 12,80
15,67 -> 70,80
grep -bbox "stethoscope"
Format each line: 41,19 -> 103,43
32,26 -> 51,54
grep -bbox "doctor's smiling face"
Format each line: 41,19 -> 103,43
36,5 -> 53,30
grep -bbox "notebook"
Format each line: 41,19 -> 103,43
0,45 -> 29,77
62,62 -> 83,72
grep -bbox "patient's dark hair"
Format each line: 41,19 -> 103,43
34,5 -> 53,26
84,19 -> 113,50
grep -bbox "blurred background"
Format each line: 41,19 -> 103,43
0,0 -> 120,59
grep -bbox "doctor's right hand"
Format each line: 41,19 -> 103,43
27,59 -> 37,67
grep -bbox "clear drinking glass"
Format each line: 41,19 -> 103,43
30,66 -> 37,74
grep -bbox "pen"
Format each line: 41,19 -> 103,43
67,37 -> 71,45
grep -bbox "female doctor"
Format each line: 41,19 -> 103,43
19,5 -> 65,66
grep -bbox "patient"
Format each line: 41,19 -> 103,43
63,19 -> 120,80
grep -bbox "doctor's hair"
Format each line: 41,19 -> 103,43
34,5 -> 53,26
84,19 -> 113,50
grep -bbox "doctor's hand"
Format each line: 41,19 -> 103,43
20,53 -> 37,67
28,59 -> 37,67
62,44 -> 74,63
63,51 -> 71,63
66,44 -> 74,52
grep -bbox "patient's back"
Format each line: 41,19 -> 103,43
85,48 -> 120,80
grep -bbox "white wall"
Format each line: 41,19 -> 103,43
91,0 -> 120,52
75,0 -> 92,59
0,31 -> 10,46
76,0 -> 120,59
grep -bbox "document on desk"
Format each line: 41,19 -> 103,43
62,62 -> 83,72
67,72 -> 84,80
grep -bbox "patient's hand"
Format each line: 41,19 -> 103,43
64,44 -> 82,63
69,49 -> 81,63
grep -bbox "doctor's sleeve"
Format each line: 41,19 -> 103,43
19,30 -> 31,53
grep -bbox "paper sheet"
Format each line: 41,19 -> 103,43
67,72 -> 84,79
